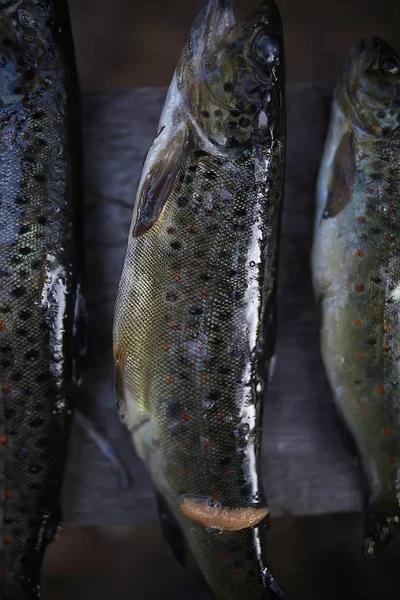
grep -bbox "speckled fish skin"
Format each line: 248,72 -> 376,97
114,1 -> 285,598
0,1 -> 84,598
312,38 -> 400,556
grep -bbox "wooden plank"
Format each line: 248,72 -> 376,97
62,85 -> 363,525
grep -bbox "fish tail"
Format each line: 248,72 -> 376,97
184,521 -> 285,600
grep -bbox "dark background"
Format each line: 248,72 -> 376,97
41,2 -> 400,599
68,0 -> 400,89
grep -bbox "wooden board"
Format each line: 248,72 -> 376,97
62,84 -> 363,525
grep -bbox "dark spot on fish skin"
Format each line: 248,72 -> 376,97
0,358 -> 11,368
23,68 -> 35,80
19,247 -> 32,256
201,111 -> 210,118
219,456 -> 230,466
377,110 -> 386,119
2,38 -> 13,47
19,224 -> 31,234
166,292 -> 178,302
13,86 -> 22,94
34,173 -> 46,183
4,408 -> 15,419
32,110 -> 44,120
35,437 -> 49,449
230,110 -> 241,117
190,306 -> 203,316
19,557 -> 30,567
224,82 -> 234,92
229,121 -> 239,129
205,171 -> 217,180
212,337 -> 223,346
219,366 -> 230,375
36,373 -> 48,383
44,388 -> 57,398
177,196 -> 188,208
16,327 -> 27,337
31,260 -> 41,270
170,241 -> 181,251
188,165 -> 198,173
1,305 -> 11,314
12,287 -> 25,298
1,345 -> 11,353
367,339 -> 377,346
15,195 -> 28,205
372,276 -> 382,284
18,506 -> 28,514
234,208 -> 246,217
239,117 -> 250,128
25,349 -> 38,361
36,215 -> 46,225
370,227 -> 381,235
19,310 -> 32,321
30,482 -> 41,490
37,138 -> 47,146
29,417 -> 44,428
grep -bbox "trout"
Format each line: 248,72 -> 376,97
0,1 -> 84,597
312,38 -> 400,555
114,0 -> 285,597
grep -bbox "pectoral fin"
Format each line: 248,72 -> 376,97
132,124 -> 189,237
323,130 -> 355,219
157,492 -> 186,568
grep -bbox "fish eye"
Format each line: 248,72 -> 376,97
380,55 -> 400,75
253,34 -> 279,66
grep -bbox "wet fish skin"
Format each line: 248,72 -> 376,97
312,37 -> 400,555
114,1 -> 286,598
0,1 -> 84,597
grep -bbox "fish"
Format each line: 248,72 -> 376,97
311,37 -> 400,556
0,1 -> 85,597
113,0 -> 286,598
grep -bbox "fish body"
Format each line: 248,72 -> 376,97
0,1 -> 84,597
114,1 -> 285,598
312,38 -> 400,554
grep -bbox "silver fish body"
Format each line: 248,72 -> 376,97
312,38 -> 400,554
114,1 -> 286,598
0,1 -> 84,597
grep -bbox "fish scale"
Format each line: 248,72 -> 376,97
0,1 -> 83,597
114,0 -> 286,597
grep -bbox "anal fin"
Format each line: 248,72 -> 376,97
156,492 -> 187,568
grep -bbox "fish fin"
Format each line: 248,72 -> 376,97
132,124 -> 189,237
156,492 -> 187,568
72,278 -> 88,385
323,130 -> 355,219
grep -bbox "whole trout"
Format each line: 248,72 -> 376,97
114,0 -> 285,598
0,1 -> 84,597
312,38 -> 400,555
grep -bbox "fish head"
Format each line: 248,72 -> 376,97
177,0 -> 284,150
337,37 -> 400,137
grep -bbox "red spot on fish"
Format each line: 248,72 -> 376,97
5,490 -> 12,500
2,384 -> 9,393
359,353 -> 365,359
3,536 -> 9,545
189,225 -> 197,233
357,216 -> 365,223
390,203 -> 396,212
225,471 -> 232,477
217,413 -> 224,421
180,471 -> 188,477
174,440 -> 181,448
199,374 -> 210,382
174,275 -> 181,282
234,571 -> 242,578
170,322 -> 181,330
362,409 -> 369,415
386,234 -> 393,241
192,259 -> 201,267
162,345 -> 170,352
383,345 -> 390,352
164,377 -> 175,385
211,493 -> 220,502
356,249 -> 364,257
205,209 -> 212,215
0,436 -> 7,445
181,412 -> 190,422
203,439 -> 212,451
382,325 -> 388,333
201,289 -> 209,297
385,427 -> 392,436
355,284 -> 364,292
221,553 -> 228,560
354,319 -> 362,327
377,386 -> 386,395
0,322 -> 5,331
389,457 -> 397,464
